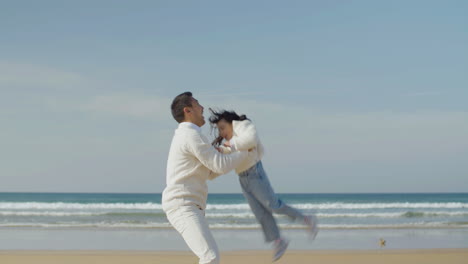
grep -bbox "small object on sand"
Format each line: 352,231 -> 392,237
379,238 -> 386,248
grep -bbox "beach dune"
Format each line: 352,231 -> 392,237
1,249 -> 467,264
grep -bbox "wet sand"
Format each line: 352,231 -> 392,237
1,249 -> 467,264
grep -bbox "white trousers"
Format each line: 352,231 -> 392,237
166,205 -> 220,264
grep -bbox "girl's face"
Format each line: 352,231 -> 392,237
217,119 -> 234,140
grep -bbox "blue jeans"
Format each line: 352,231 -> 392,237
239,161 -> 305,242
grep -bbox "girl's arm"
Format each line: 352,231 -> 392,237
230,121 -> 258,151
218,145 -> 233,154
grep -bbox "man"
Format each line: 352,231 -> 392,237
162,92 -> 252,264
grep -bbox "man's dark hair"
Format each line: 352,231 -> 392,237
171,91 -> 193,123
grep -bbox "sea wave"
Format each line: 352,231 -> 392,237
2,210 -> 466,218
0,222 -> 172,229
0,202 -> 162,210
206,213 -> 255,218
206,202 -> 468,210
291,202 -> 468,210
1,222 -> 467,230
208,211 -> 468,219
0,211 -> 97,216
1,201 -> 467,211
318,211 -> 468,218
0,211 -> 168,217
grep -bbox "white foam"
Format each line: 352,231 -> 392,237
1,201 -> 466,212
2,211 -> 463,218
205,202 -> 468,210
206,204 -> 250,210
0,202 -> 162,210
0,222 -> 172,229
317,211 -> 468,218
291,202 -> 468,210
0,211 -> 98,216
206,212 -> 255,218
1,221 -> 465,230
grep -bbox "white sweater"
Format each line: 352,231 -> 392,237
220,120 -> 265,174
162,122 -> 249,212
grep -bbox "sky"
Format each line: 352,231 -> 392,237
1,1 -> 467,193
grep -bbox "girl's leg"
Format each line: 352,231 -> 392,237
239,173 -> 280,242
249,162 -> 305,221
249,162 -> 319,239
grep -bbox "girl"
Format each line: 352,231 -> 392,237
209,109 -> 318,262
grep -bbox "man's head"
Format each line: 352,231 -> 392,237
171,91 -> 205,127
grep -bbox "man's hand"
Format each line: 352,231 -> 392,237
212,136 -> 223,146
223,140 -> 231,148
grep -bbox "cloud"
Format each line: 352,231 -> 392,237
82,94 -> 172,120
0,61 -> 83,89
299,111 -> 468,162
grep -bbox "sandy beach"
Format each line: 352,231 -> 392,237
1,249 -> 467,264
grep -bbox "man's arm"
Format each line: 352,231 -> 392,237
208,170 -> 222,180
189,132 -> 247,175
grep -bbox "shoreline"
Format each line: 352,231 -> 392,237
2,225 -> 467,230
1,249 -> 467,264
1,228 -> 467,251
2,248 -> 467,253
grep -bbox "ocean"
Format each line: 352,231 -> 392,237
1,192 -> 467,230
1,192 -> 467,250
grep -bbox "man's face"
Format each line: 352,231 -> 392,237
188,97 -> 205,127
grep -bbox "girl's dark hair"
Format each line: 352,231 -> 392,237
209,108 -> 249,146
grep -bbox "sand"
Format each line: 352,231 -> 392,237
1,249 -> 467,264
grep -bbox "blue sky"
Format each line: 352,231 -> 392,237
1,1 -> 467,193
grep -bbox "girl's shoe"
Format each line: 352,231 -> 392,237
273,238 -> 289,262
304,215 -> 319,240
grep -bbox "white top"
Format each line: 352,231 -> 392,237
162,122 -> 249,212
219,120 -> 265,174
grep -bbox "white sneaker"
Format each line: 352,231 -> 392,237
304,215 -> 319,240
272,238 -> 289,262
